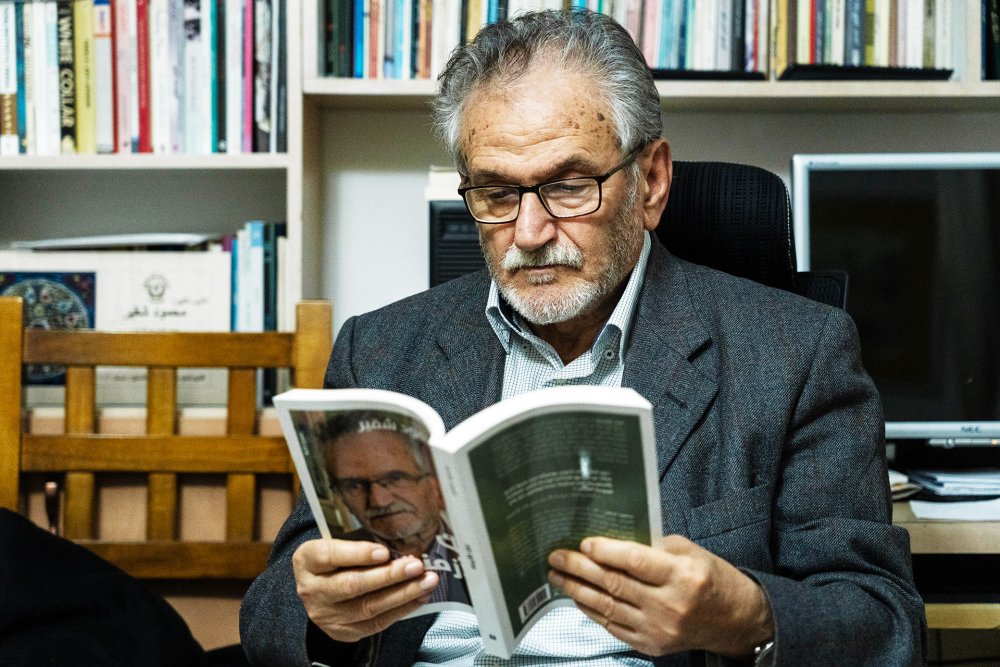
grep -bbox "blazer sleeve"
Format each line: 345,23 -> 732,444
742,308 -> 927,666
240,317 -> 366,666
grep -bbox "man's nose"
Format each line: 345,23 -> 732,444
513,192 -> 557,252
367,481 -> 396,506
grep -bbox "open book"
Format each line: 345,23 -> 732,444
272,385 -> 661,658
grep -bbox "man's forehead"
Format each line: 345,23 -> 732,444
459,73 -> 618,180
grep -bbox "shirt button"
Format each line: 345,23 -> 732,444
603,349 -> 615,360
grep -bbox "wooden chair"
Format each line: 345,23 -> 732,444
0,297 -> 332,581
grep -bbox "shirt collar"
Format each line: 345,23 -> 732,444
485,231 -> 652,360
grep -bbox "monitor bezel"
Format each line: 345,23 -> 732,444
791,152 -> 1000,442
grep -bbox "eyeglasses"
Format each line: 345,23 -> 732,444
457,146 -> 642,224
333,471 -> 431,499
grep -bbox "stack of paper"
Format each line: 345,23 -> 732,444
907,469 -> 1000,497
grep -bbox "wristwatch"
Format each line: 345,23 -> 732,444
753,640 -> 775,666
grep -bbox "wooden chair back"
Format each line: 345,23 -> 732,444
0,297 -> 331,580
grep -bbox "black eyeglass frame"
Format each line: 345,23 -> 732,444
457,145 -> 643,224
332,471 -> 432,498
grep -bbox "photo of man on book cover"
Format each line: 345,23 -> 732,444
289,408 -> 471,607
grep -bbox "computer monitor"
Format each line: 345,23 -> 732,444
791,153 -> 1000,444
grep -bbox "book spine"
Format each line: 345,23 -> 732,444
844,0 -> 862,65
0,0 -> 16,156
225,0 -> 241,152
770,0 -> 787,75
183,0 -> 203,152
922,0 -> 934,68
988,0 -> 1000,79
731,0 -> 745,70
215,0 -> 226,151
204,0 -> 217,152
149,0 -> 170,152
415,0 -> 429,78
31,1 -> 55,155
73,0 -> 96,153
268,0 -> 278,150
813,0 -> 825,63
14,0 -> 28,154
242,0 -> 253,151
135,0 -> 151,151
93,0 -> 113,152
829,0 -> 845,64
904,0 -> 923,67
399,0 -> 411,78
716,0 -> 731,71
272,0 -> 285,152
56,0 -> 77,152
252,0 -> 270,151
167,0 -> 184,153
353,0 -> 363,77
111,0 -> 133,151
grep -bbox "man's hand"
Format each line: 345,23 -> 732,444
292,539 -> 440,643
547,535 -> 774,657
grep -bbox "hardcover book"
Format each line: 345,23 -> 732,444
273,385 -> 661,659
0,250 -> 231,406
0,270 -> 96,384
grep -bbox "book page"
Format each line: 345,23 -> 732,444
274,390 -> 471,613
470,410 -> 652,635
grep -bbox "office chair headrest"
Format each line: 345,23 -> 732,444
655,160 -> 796,292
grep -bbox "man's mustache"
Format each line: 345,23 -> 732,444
502,242 -> 584,272
366,502 -> 414,519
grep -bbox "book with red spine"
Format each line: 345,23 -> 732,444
135,0 -> 152,152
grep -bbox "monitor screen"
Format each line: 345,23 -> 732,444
791,153 -> 1000,443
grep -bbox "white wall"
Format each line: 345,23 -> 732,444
318,108 -> 1000,335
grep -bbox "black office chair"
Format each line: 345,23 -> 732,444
657,161 -> 848,309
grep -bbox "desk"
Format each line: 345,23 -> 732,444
893,503 -> 1000,630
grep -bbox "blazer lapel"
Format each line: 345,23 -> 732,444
433,274 -> 505,430
624,241 -> 718,478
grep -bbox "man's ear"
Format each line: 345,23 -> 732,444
641,139 -> 672,232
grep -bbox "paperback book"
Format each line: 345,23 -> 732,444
273,384 -> 660,658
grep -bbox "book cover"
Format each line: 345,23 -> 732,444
0,250 -> 232,406
273,385 -> 660,659
0,271 -> 97,384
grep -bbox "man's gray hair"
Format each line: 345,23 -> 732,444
433,9 -> 662,171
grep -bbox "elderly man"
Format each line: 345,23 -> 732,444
241,9 -> 925,666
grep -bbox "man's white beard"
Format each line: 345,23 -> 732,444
484,193 -> 642,326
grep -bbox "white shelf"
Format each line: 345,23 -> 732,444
0,153 -> 291,171
303,76 -> 1000,112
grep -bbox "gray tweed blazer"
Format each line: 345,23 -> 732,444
240,238 -> 926,666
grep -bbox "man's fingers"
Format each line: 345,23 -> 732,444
579,536 -> 679,586
548,565 -> 646,630
328,569 -> 440,622
293,538 -> 390,575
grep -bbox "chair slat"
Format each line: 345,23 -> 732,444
23,331 -> 295,367
21,435 -> 294,473
0,298 -> 23,511
227,368 -> 257,434
148,473 -> 178,541
293,301 -> 333,389
147,367 -> 178,434
226,474 -> 257,542
80,541 -> 273,580
64,471 -> 96,539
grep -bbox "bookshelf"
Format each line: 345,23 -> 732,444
0,0 -> 307,331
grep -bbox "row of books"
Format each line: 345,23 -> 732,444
322,0 -> 962,81
0,221 -> 287,406
0,0 -> 287,157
